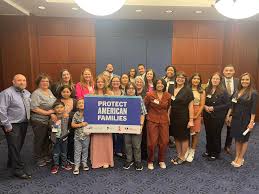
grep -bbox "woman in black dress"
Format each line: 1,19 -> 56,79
170,72 -> 194,165
203,72 -> 230,161
225,73 -> 257,168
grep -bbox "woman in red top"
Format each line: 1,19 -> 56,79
144,78 -> 171,170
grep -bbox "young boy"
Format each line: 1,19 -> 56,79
50,100 -> 72,174
71,98 -> 90,175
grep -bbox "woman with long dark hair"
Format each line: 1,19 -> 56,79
226,73 -> 257,167
170,72 -> 194,165
203,72 -> 230,161
144,69 -> 156,93
186,73 -> 205,162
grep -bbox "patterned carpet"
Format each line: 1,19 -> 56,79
0,124 -> 259,194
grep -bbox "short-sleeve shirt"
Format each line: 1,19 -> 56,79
72,111 -> 88,140
30,88 -> 56,124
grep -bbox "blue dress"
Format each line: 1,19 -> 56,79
230,91 -> 257,142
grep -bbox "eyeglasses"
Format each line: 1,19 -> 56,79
127,87 -> 135,90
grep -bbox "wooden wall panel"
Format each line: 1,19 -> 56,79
173,21 -> 198,38
68,19 -> 95,36
38,18 -> 68,36
39,36 -> 68,63
197,21 -> 224,39
196,39 -> 223,65
174,64 -> 196,77
196,64 -> 221,83
39,63 -> 69,82
68,37 -> 96,63
172,38 -> 197,64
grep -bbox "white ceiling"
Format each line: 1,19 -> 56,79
0,0 -> 259,21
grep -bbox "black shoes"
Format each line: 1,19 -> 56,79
14,171 -> 32,179
135,162 -> 143,171
123,161 -> 134,170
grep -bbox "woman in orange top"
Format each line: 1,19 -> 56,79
144,78 -> 171,170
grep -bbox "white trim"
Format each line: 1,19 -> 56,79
84,124 -> 141,134
3,0 -> 30,16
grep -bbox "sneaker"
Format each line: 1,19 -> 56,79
51,165 -> 59,174
62,164 -> 72,171
37,160 -> 47,167
82,162 -> 89,171
186,149 -> 195,162
135,162 -> 143,171
73,165 -> 80,175
159,162 -> 166,169
207,156 -> 216,161
123,161 -> 134,170
67,159 -> 75,165
147,162 -> 154,170
202,152 -> 209,158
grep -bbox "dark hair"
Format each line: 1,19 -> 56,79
58,69 -> 74,87
188,73 -> 203,93
125,82 -> 137,96
52,100 -> 65,109
165,65 -> 177,74
120,73 -> 129,84
138,64 -> 145,68
128,68 -> 137,78
237,72 -> 255,100
154,78 -> 167,92
223,64 -> 235,70
59,85 -> 72,98
175,71 -> 188,88
206,72 -> 225,96
144,69 -> 156,90
35,73 -> 51,87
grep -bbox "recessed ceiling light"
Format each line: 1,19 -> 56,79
38,6 -> 46,10
72,7 -> 79,10
136,9 -> 142,13
165,10 -> 173,13
195,10 -> 203,14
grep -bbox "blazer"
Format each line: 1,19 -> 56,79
144,91 -> 171,124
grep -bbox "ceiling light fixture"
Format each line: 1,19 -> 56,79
136,9 -> 142,13
38,6 -> 46,10
74,0 -> 126,16
214,0 -> 259,19
195,10 -> 202,14
165,10 -> 173,13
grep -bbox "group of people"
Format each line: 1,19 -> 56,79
0,63 -> 257,180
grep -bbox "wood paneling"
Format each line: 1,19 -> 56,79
39,36 -> 68,63
38,18 -> 68,36
68,19 -> 95,36
68,63 -> 96,83
172,38 -> 197,64
173,21 -> 198,38
68,37 -> 96,63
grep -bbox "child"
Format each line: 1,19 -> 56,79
59,85 -> 77,164
71,98 -> 90,175
50,100 -> 72,174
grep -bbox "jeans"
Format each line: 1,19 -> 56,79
74,137 -> 90,165
53,139 -> 67,166
113,134 -> 124,154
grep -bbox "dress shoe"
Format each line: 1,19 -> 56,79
14,172 -> 32,179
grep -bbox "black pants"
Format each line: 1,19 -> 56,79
31,120 -> 51,162
204,117 -> 225,158
2,122 -> 28,175
224,126 -> 232,148
141,120 -> 148,160
67,128 -> 74,162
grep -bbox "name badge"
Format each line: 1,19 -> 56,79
153,99 -> 160,104
52,127 -> 58,133
232,98 -> 237,103
206,95 -> 212,98
169,81 -> 175,85
171,96 -> 176,101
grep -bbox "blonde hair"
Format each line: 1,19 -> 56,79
80,68 -> 94,88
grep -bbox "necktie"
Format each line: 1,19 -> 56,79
226,79 -> 232,95
21,91 -> 30,120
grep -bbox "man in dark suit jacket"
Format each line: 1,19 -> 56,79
222,64 -> 239,154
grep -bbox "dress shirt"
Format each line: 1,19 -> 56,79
224,77 -> 234,95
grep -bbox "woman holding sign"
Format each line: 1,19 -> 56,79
225,73 -> 257,168
110,76 -> 125,157
144,78 -> 171,170
90,75 -> 114,169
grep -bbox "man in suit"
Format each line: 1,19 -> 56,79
137,64 -> 146,79
222,64 -> 239,154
